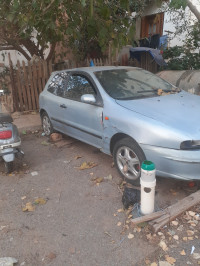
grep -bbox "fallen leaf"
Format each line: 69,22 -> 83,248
117,222 -> 122,226
150,263 -> 157,266
183,237 -> 188,241
187,230 -> 194,236
188,211 -> 196,217
23,202 -> 35,212
34,198 -> 46,205
193,253 -> 200,260
146,233 -> 152,240
171,221 -> 178,226
104,174 -> 112,181
97,177 -> 104,183
180,250 -> 186,255
21,196 -> 26,200
173,235 -> 179,240
190,222 -> 197,227
41,141 -> 49,146
74,155 -> 82,160
77,162 -> 97,170
157,89 -> 163,95
127,233 -> 134,239
188,237 -> 194,240
159,240 -> 168,251
113,213 -> 117,217
128,214 -> 133,219
165,255 -> 176,265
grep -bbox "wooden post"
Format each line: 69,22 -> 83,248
22,61 -> 32,110
8,53 -> 18,111
28,61 -> 36,110
16,61 -> 24,111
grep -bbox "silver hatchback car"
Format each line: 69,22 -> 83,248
39,66 -> 200,185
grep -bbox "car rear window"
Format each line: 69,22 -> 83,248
47,72 -> 69,97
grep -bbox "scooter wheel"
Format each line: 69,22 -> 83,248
5,161 -> 13,174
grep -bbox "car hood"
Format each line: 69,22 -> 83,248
116,91 -> 200,138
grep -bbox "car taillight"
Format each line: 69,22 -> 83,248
0,130 -> 12,139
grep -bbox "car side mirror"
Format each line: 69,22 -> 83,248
81,94 -> 96,104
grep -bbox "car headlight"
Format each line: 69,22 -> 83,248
180,140 -> 200,150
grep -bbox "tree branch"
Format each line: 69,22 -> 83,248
46,43 -> 56,61
187,0 -> 200,21
43,0 -> 56,14
0,44 -> 31,61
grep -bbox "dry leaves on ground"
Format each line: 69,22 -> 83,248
77,162 -> 97,170
127,233 -> 134,239
22,202 -> 35,212
34,198 -> 47,205
159,240 -> 168,251
74,155 -> 82,160
165,255 -> 176,265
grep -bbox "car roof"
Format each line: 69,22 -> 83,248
51,66 -> 141,76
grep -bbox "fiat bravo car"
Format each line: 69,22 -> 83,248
39,66 -> 200,185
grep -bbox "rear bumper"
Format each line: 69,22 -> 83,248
0,140 -> 21,150
141,144 -> 200,180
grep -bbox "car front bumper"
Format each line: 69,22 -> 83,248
141,144 -> 200,180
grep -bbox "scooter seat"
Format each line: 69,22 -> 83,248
0,113 -> 13,123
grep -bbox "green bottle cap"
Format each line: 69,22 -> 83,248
141,160 -> 155,171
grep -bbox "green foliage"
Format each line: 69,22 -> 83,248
169,0 -> 187,10
0,66 -> 10,93
163,22 -> 200,70
65,0 -> 143,61
0,0 -> 148,61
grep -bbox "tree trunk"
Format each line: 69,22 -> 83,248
187,0 -> 200,21
46,43 -> 56,62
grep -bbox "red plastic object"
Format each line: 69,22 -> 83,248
188,181 -> 195,188
0,130 -> 12,139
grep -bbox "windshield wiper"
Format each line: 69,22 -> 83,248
137,90 -> 158,93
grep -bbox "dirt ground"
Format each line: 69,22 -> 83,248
0,131 -> 200,266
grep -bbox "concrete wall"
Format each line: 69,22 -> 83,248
157,70 -> 200,95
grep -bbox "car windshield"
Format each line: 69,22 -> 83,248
95,68 -> 180,100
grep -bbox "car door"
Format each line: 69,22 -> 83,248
44,71 -> 70,133
53,71 -> 104,148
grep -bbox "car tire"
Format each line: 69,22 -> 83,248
41,112 -> 54,136
113,137 -> 146,186
5,161 -> 13,174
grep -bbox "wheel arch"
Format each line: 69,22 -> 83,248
40,108 -> 47,118
110,133 -> 140,155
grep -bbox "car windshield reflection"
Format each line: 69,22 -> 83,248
95,68 -> 180,100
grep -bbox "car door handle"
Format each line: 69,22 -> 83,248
60,104 -> 67,109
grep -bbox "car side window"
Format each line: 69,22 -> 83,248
63,75 -> 96,101
47,72 -> 69,97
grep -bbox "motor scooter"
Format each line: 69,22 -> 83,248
0,113 -> 24,173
